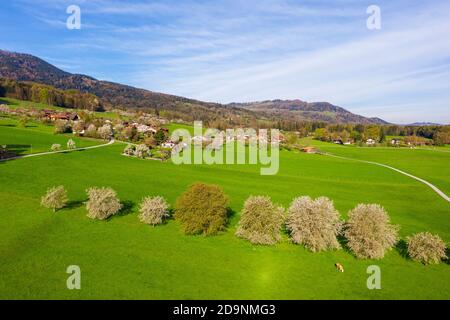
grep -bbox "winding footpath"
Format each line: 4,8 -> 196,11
0,139 -> 115,162
323,152 -> 450,203
2,138 -> 449,203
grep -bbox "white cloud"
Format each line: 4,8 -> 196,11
7,0 -> 450,123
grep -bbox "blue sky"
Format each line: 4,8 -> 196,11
1,0 -> 449,124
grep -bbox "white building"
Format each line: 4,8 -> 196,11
134,123 -> 157,134
191,135 -> 210,143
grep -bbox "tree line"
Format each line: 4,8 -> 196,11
313,123 -> 450,145
0,78 -> 104,111
41,182 -> 448,265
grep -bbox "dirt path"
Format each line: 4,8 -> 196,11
323,152 -> 450,203
0,139 -> 115,162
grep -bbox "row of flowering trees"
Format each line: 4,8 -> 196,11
40,183 -> 448,265
122,143 -> 171,161
40,185 -> 168,224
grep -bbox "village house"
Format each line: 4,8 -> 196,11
404,136 -> 430,147
133,123 -> 157,134
50,114 -> 69,121
44,111 -> 79,122
366,138 -> 376,145
73,129 -> 85,136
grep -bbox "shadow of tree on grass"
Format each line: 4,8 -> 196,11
64,199 -> 86,211
395,239 -> 410,259
336,234 -> 354,256
222,207 -> 238,230
0,144 -> 31,158
115,200 -> 135,218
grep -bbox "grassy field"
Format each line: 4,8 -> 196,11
167,122 -> 204,135
0,123 -> 449,299
0,116 -> 103,155
304,138 -> 450,195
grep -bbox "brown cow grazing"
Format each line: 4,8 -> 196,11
335,263 -> 344,272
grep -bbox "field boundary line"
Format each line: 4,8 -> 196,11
0,139 -> 115,162
322,152 -> 450,203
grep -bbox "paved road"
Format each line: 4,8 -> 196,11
324,152 -> 450,203
0,139 -> 115,162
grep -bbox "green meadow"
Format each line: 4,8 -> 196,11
0,116 -> 102,155
306,138 -> 450,195
0,119 -> 449,299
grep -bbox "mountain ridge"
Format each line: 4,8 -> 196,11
0,49 -> 387,124
228,100 -> 388,124
408,122 -> 443,126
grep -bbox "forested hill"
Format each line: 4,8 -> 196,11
228,100 -> 388,124
0,49 -> 387,124
0,78 -> 103,111
0,50 -> 254,122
